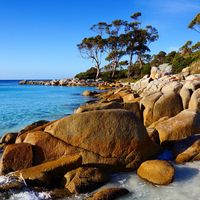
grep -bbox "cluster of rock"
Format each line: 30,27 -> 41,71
19,78 -> 122,88
1,71 -> 200,199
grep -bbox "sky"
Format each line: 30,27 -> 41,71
0,0 -> 199,79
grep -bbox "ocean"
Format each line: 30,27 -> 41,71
0,80 -> 96,136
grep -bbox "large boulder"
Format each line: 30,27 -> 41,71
188,88 -> 200,112
137,160 -> 174,185
141,92 -> 163,126
155,109 -> 200,143
0,143 -> 33,175
87,188 -> 129,200
179,86 -> 192,109
161,81 -> 182,94
184,75 -> 200,91
141,91 -> 183,126
64,167 -> 109,193
152,91 -> 183,123
12,155 -> 82,187
45,109 -> 160,170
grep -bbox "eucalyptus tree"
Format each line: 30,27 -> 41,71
134,25 -> 158,68
124,13 -> 158,76
104,19 -> 127,78
188,13 -> 200,33
151,51 -> 167,66
77,35 -> 105,79
179,40 -> 192,55
192,41 -> 200,51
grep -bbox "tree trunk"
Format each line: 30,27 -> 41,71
96,67 -> 100,79
128,54 -> 133,78
138,54 -> 143,69
111,62 -> 117,78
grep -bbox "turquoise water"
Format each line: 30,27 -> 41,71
0,80 -> 95,136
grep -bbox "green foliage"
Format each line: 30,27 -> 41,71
75,67 -> 96,79
172,53 -> 195,73
141,63 -> 151,75
188,13 -> 200,33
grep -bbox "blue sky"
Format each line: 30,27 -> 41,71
0,0 -> 199,79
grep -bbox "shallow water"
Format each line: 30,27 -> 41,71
0,80 -> 96,136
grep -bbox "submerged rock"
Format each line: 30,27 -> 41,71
137,160 -> 174,185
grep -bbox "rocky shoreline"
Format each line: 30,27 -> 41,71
19,78 -> 123,89
1,71 -> 200,199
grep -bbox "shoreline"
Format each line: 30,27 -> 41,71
0,72 -> 200,199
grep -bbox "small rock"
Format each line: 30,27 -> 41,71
64,167 -> 109,194
86,187 -> 129,200
137,160 -> 174,185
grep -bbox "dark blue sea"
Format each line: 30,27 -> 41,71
0,80 -> 95,136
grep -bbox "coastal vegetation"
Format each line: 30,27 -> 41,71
76,12 -> 200,81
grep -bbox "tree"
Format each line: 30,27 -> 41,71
179,40 -> 192,56
124,13 -> 158,77
135,25 -> 158,68
151,51 -> 167,66
188,13 -> 200,33
104,20 -> 127,78
192,41 -> 200,51
77,35 -> 105,79
91,22 -> 109,36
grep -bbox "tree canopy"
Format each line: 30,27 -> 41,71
188,13 -> 200,33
